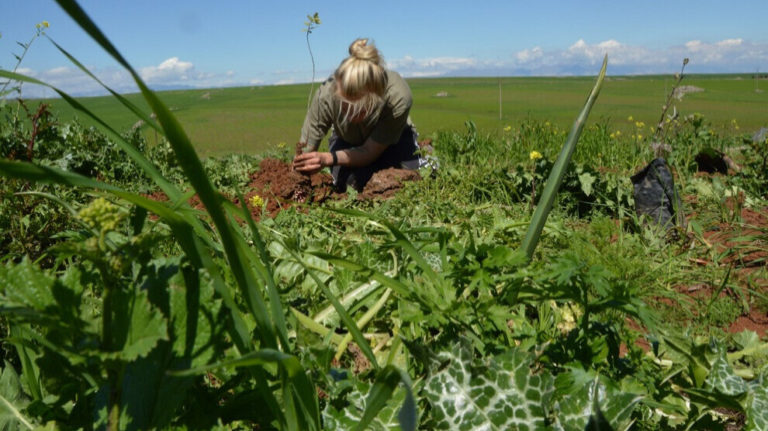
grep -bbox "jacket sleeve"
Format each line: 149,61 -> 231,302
300,83 -> 334,152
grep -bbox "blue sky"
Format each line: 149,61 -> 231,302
2,0 -> 767,97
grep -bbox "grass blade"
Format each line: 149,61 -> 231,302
0,159 -> 254,353
0,69 -> 179,201
53,0 -> 279,351
520,55 -> 608,261
45,35 -> 161,134
354,365 -> 417,431
328,208 -> 444,282
284,246 -> 380,371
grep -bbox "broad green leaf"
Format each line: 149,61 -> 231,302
552,373 -> 642,431
0,361 -> 33,430
705,348 -> 749,396
0,259 -> 56,311
323,373 -> 409,431
746,375 -> 768,431
424,342 -> 553,431
104,288 -> 168,361
119,258 -> 225,429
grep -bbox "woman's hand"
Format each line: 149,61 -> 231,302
293,152 -> 332,174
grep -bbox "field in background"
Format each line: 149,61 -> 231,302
44,74 -> 767,157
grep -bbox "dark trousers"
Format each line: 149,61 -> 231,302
329,126 -> 419,192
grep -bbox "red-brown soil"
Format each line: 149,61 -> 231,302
245,158 -> 338,218
144,157 -> 420,221
359,168 -> 421,200
622,205 -> 768,354
684,205 -> 768,337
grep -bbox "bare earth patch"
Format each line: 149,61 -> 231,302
145,157 -> 421,221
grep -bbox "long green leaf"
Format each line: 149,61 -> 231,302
355,366 -> 417,431
0,160 -> 253,354
328,208 -> 444,283
520,55 -> 608,261
232,192 -> 290,349
45,35 -> 162,134
0,69 -> 179,201
168,349 -> 300,377
57,0 -> 280,350
285,246 -> 380,371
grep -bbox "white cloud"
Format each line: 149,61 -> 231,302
391,38 -> 768,78
678,38 -> 760,65
9,38 -> 767,99
15,67 -> 37,76
388,55 -> 482,77
516,47 -> 543,63
140,57 -> 195,83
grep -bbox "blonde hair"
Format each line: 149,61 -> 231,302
334,38 -> 388,125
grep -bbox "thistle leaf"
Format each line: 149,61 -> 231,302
424,342 -> 553,430
552,373 -> 642,431
746,374 -> 768,431
705,348 -> 749,396
323,378 -> 405,430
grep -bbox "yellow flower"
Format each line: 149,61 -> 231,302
529,150 -> 543,161
250,194 -> 264,207
637,134 -> 643,140
627,115 -> 634,122
544,121 -> 550,127
277,142 -> 286,149
609,133 -> 615,139
503,125 -> 512,133
615,130 -> 621,136
42,21 -> 50,28
635,121 -> 645,129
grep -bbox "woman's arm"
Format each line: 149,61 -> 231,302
293,136 -> 388,173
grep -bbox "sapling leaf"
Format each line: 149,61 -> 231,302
578,171 -> 596,197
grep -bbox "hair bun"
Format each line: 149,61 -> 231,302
349,38 -> 381,64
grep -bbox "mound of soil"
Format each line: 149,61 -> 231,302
245,158 -> 338,218
359,168 -> 421,200
144,155 -> 421,221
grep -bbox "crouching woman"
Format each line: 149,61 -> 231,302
292,38 -> 425,191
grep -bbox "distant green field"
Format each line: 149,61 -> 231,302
44,74 -> 767,157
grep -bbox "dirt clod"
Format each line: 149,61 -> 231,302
359,168 -> 421,200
